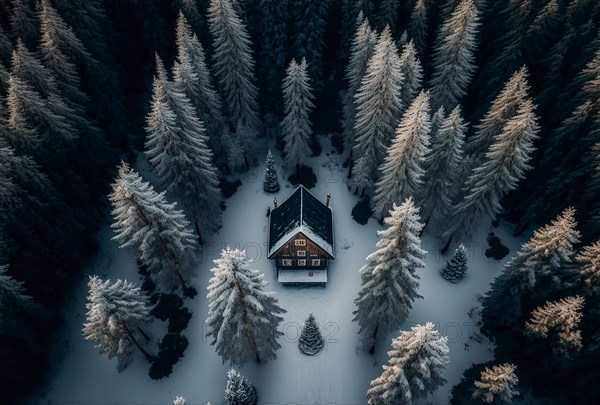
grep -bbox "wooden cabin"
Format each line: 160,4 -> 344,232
267,185 -> 334,284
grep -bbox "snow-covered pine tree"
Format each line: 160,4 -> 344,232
353,197 -> 425,352
206,247 -> 286,364
407,0 -> 429,56
173,12 -> 226,156
208,0 -> 260,133
9,0 -> 38,48
341,13 -> 378,156
146,56 -> 222,243
525,296 -> 584,357
473,363 -> 519,404
441,244 -> 468,283
419,106 -> 466,228
222,123 -> 250,173
82,276 -> 153,371
429,0 -> 480,112
367,322 -> 449,404
578,241 -> 600,295
299,313 -> 324,355
351,26 -> 404,195
0,264 -> 33,333
466,66 -> 530,158
225,368 -> 257,405
398,41 -> 424,110
173,396 -> 186,405
109,162 -> 196,291
444,98 -> 539,242
373,91 -> 431,221
263,150 -> 280,193
282,58 -> 315,172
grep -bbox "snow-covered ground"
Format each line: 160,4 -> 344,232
36,137 -> 526,404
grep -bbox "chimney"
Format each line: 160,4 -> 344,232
325,193 -> 331,207
273,198 -> 278,208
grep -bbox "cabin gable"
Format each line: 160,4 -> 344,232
271,232 -> 330,268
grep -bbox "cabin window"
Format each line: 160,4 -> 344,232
297,250 -> 306,257
298,259 -> 307,266
282,259 -> 292,267
295,239 -> 306,246
312,259 -> 321,266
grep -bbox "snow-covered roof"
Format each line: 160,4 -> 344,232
278,268 -> 328,283
268,185 -> 334,258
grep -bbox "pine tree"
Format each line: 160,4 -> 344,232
407,0 -> 429,56
373,91 -> 431,221
420,106 -> 466,228
222,123 -> 250,173
398,41 -> 424,110
353,197 -> 425,352
208,0 -> 260,132
341,13 -> 378,155
109,162 -> 196,291
441,244 -> 468,283
206,247 -> 286,364
374,0 -> 399,33
525,296 -> 584,357
225,368 -> 257,405
173,12 -> 226,156
263,150 -> 280,193
429,0 -> 480,112
444,99 -> 539,241
299,313 -> 324,355
282,58 -> 315,171
9,0 -> 38,48
0,264 -> 33,333
351,26 -> 404,195
146,56 -> 223,243
367,322 -> 449,404
473,363 -> 519,404
578,241 -> 600,295
82,276 -> 153,371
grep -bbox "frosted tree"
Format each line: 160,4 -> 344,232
206,247 -> 286,364
578,241 -> 600,294
441,244 -> 468,283
0,264 -> 33,333
173,396 -> 186,405
526,296 -> 584,357
222,123 -> 250,173
429,0 -> 480,111
341,14 -> 378,155
398,41 -> 424,109
444,99 -> 539,243
373,91 -> 431,221
419,106 -> 466,227
367,322 -> 449,404
282,58 -> 315,172
10,0 -> 38,48
353,198 -> 425,352
146,57 -> 222,243
225,368 -> 257,405
352,27 -> 404,195
173,12 -> 226,155
263,150 -> 280,193
299,313 -> 324,355
466,66 -> 530,158
208,0 -> 260,132
82,276 -> 153,371
109,162 -> 196,291
473,363 -> 519,403
407,0 -> 429,56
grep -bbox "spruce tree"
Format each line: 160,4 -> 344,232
298,313 -> 324,356
206,247 -> 286,364
146,57 -> 223,242
578,241 -> 600,295
374,0 -> 399,33
473,363 -> 519,404
367,322 -> 449,404
282,58 -> 315,172
398,41 -> 424,110
407,0 -> 429,56
109,162 -> 197,291
0,264 -> 33,334
208,0 -> 260,132
373,91 -> 431,221
353,198 -> 425,352
225,368 -> 257,405
441,244 -> 468,283
351,26 -> 404,195
82,276 -> 153,371
429,0 -> 480,112
9,0 -> 38,48
263,150 -> 280,193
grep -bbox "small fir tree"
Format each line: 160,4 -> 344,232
263,150 -> 280,193
473,363 -> 519,403
225,368 -> 258,405
441,244 -> 468,283
299,313 -> 324,355
173,396 -> 186,405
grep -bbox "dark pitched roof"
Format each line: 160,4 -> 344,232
268,185 -> 334,258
